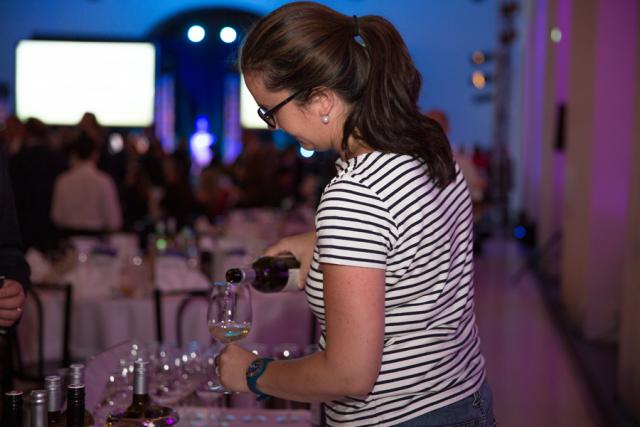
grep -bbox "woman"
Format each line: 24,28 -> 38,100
217,2 -> 495,426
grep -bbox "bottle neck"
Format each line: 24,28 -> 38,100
46,387 -> 62,413
66,385 -> 85,426
226,268 -> 255,283
133,362 -> 149,395
4,391 -> 23,427
31,402 -> 47,427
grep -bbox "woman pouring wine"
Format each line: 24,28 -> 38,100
216,2 -> 495,426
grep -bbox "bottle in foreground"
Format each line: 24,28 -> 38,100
30,390 -> 47,427
226,255 -> 301,292
106,359 -> 178,427
65,384 -> 87,427
45,375 -> 65,426
3,390 -> 23,427
65,364 -> 95,426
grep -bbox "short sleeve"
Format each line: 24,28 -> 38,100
315,178 -> 396,270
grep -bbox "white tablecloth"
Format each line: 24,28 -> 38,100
20,210 -> 318,367
18,288 -> 314,365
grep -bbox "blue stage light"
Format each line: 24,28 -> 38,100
188,25 -> 206,43
219,27 -> 237,44
299,147 -> 315,158
514,225 -> 527,240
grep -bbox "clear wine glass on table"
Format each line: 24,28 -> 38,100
205,281 -> 252,393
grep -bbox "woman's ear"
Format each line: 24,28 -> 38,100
309,87 -> 336,119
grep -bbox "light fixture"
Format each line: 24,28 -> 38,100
471,50 -> 493,65
471,71 -> 489,89
219,27 -> 237,44
550,27 -> 562,43
187,25 -> 206,43
299,147 -> 315,158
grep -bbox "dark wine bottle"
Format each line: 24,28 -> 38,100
30,390 -> 47,427
106,359 -> 178,426
66,364 -> 95,426
45,375 -> 64,426
3,390 -> 23,427
225,255 -> 301,292
65,385 -> 86,427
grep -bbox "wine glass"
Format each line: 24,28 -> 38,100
205,281 -> 252,393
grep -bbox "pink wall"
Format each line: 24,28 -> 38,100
584,0 -> 638,336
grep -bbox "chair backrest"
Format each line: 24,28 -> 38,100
11,282 -> 73,382
153,288 -> 209,347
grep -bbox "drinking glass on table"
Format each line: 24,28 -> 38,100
205,281 -> 252,393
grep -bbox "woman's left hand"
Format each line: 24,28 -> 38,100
217,344 -> 257,393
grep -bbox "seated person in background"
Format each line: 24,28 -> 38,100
51,132 -> 122,236
195,165 -> 237,221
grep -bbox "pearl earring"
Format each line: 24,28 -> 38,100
321,115 -> 330,124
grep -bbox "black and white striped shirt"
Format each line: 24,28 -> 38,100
305,152 -> 485,426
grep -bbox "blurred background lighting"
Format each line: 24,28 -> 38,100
472,71 -> 487,89
108,133 -> 124,154
219,27 -> 237,44
299,147 -> 315,158
190,115 -> 215,168
187,25 -> 206,43
514,225 -> 527,240
472,50 -> 486,65
550,27 -> 562,43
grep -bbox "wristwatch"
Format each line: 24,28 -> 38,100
246,357 -> 273,401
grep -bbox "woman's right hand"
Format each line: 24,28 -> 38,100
264,231 -> 316,289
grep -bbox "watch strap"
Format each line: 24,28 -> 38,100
246,357 -> 273,401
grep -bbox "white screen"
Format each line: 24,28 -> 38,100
16,40 -> 155,127
240,74 -> 267,130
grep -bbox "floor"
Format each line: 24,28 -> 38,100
473,236 -> 601,427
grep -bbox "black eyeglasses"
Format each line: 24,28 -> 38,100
257,89 -> 304,129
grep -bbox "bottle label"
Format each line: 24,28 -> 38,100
284,269 -> 301,292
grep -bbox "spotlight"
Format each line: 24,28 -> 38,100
299,147 -> 315,158
471,71 -> 491,89
513,226 -> 526,240
550,27 -> 562,43
187,25 -> 206,43
108,133 -> 124,154
471,50 -> 493,65
219,27 -> 237,44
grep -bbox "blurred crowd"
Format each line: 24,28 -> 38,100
0,111 -> 508,257
0,113 -> 336,255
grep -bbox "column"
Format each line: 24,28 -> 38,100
618,1 -> 640,419
561,0 -> 637,341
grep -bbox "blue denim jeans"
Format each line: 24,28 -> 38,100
394,380 -> 496,427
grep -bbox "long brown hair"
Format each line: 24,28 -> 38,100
240,1 -> 456,187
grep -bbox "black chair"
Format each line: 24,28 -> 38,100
153,288 -> 209,347
10,282 -> 73,382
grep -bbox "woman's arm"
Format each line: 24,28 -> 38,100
218,262 -> 385,402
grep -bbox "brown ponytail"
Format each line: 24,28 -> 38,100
240,1 -> 456,187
